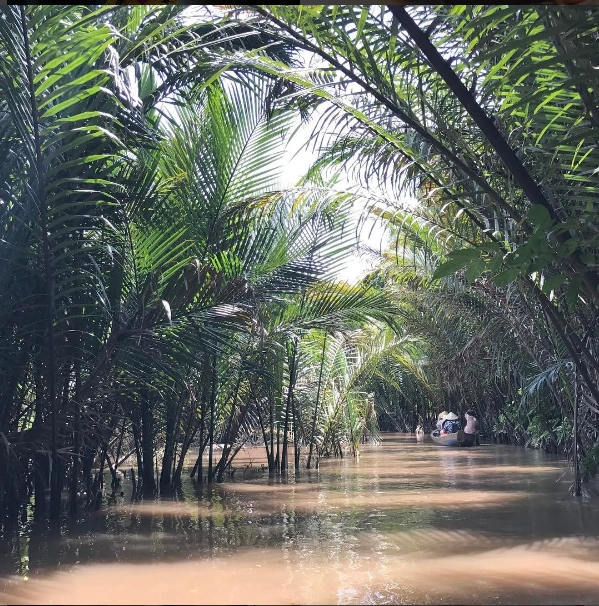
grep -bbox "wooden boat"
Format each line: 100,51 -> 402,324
431,429 -> 477,447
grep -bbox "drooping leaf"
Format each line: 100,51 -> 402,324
541,273 -> 566,294
466,259 -> 485,284
431,257 -> 469,281
527,204 -> 553,231
493,268 -> 521,286
447,248 -> 480,262
565,276 -> 583,308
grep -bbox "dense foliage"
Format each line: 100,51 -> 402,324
239,3 -> 599,494
1,4 -> 598,525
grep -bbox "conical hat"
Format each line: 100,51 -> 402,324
444,412 -> 459,421
438,410 -> 449,419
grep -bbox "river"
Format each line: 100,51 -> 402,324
1,433 -> 599,605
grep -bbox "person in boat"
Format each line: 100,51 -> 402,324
436,411 -> 449,430
464,409 -> 480,445
464,410 -> 479,435
441,411 -> 461,434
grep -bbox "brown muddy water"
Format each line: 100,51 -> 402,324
1,433 -> 599,605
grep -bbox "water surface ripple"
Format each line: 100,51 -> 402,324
1,433 -> 599,605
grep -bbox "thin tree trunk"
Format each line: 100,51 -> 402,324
269,388 -> 275,474
215,381 -> 242,482
572,368 -> 582,497
281,342 -> 297,473
70,360 -> 81,515
288,345 -> 301,473
168,389 -> 188,487
113,417 -> 126,479
104,449 -> 119,489
59,370 -> 71,498
281,349 -> 295,473
281,400 -> 290,472
131,416 -> 144,483
87,444 -> 107,510
292,388 -> 300,473
190,422 -> 204,481
171,441 -> 178,484
215,341 -> 254,482
33,452 -> 47,522
275,397 -> 281,473
208,354 -> 217,483
83,449 -> 94,509
189,354 -> 211,482
308,334 -> 328,469
140,389 -> 156,493
176,439 -> 191,485
256,400 -> 272,471
160,412 -> 175,489
215,373 -> 256,483
190,433 -> 209,481
0,441 -> 6,523
131,468 -> 137,499
33,368 -> 46,522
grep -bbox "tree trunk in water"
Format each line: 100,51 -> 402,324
87,445 -> 106,511
281,341 -> 297,473
269,391 -> 275,475
83,451 -> 93,509
208,354 -> 217,483
292,392 -> 300,473
162,390 -> 187,490
140,390 -> 156,493
188,407 -> 210,486
160,416 -> 175,489
256,402 -> 273,474
104,450 -> 119,488
189,423 -> 204,481
281,395 -> 290,472
217,400 -> 251,483
70,360 -> 81,514
169,390 -> 189,488
572,368 -> 582,497
308,334 -> 327,469
190,438 -> 204,481
33,369 -> 46,521
171,442 -> 178,484
34,453 -> 47,522
275,408 -> 281,473
215,355 -> 247,483
188,354 -> 211,483
0,442 -> 6,522
0,445 -> 20,525
131,416 -> 144,482
113,417 -> 126,478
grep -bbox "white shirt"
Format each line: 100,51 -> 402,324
464,413 -> 479,434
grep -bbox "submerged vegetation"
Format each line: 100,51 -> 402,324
1,4 -> 599,525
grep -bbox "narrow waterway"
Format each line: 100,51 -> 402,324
1,433 -> 599,605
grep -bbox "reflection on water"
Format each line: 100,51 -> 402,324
1,434 -> 599,605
